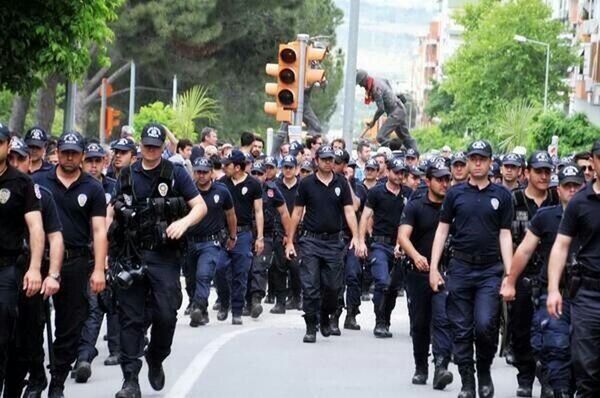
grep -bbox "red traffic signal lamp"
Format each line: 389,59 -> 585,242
264,42 -> 301,122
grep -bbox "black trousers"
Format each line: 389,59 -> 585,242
270,240 -> 299,303
4,291 -> 48,396
117,255 -> 182,378
51,256 -> 91,385
508,276 -> 536,387
247,239 -> 275,300
0,265 -> 20,397
298,237 -> 345,317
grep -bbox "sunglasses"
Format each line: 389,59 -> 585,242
583,166 -> 594,172
251,171 -> 264,176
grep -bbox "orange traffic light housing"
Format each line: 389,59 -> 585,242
305,45 -> 327,87
264,42 -> 301,122
105,106 -> 121,138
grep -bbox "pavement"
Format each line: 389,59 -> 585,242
61,286 -> 541,398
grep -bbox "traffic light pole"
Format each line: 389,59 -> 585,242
342,0 -> 360,146
99,78 -> 107,145
294,34 -> 309,127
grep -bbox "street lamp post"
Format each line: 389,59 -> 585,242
514,34 -> 550,112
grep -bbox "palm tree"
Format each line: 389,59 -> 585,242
171,86 -> 219,141
495,99 -> 539,152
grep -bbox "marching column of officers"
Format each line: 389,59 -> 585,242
0,119 -> 600,398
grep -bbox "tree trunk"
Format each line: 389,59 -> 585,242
9,94 -> 31,135
35,73 -> 61,134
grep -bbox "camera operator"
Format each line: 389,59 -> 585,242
108,123 -> 206,398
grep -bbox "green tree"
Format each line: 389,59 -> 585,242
413,125 -> 466,152
531,111 -> 600,155
0,0 -> 123,93
494,99 -> 539,152
438,0 -> 575,137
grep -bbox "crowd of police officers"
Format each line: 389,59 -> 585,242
0,117 -> 600,398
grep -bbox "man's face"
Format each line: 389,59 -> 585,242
593,153 -> 600,179
206,132 -> 218,146
405,156 -> 418,167
427,175 -> 451,199
317,157 -> 333,173
181,145 -> 192,160
359,147 -> 371,162
58,150 -> 83,173
333,161 -> 346,174
332,141 -> 344,151
345,166 -> 355,180
113,149 -> 133,169
83,157 -> 104,179
194,169 -> 212,186
375,156 -> 387,173
251,141 -> 263,157
387,168 -> 403,185
557,181 -> 583,204
280,143 -> 290,156
141,144 -> 163,163
224,162 -> 241,177
265,165 -> 277,180
29,145 -> 45,163
300,168 -> 312,179
282,165 -> 296,179
501,164 -> 520,183
467,155 -> 491,179
302,149 -> 312,162
47,151 -> 58,165
576,158 -> 594,182
251,171 -> 266,183
526,167 -> 551,191
365,168 -> 378,181
8,152 -> 30,173
451,162 -> 467,181
0,140 -> 8,165
405,173 -> 420,190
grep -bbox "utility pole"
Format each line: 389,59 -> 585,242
342,0 -> 360,146
63,81 -> 77,132
128,60 -> 136,126
294,34 -> 309,127
99,78 -> 107,145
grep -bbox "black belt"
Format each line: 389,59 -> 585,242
581,276 -> 600,291
64,247 -> 89,260
371,235 -> 394,245
0,256 -> 18,268
189,233 -> 222,243
237,225 -> 253,233
302,230 -> 343,241
452,250 -> 499,265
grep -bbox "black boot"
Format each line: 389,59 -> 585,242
303,314 -> 318,343
457,365 -> 476,398
47,378 -> 65,398
250,294 -> 263,318
190,300 -> 209,327
343,306 -> 361,330
115,374 -> 141,398
320,311 -> 332,337
373,312 -> 392,338
433,357 -> 453,390
330,308 -> 342,336
74,360 -> 92,383
217,305 -> 229,321
412,366 -> 428,385
145,353 -> 165,391
286,295 -> 301,310
477,366 -> 494,398
270,297 -> 286,314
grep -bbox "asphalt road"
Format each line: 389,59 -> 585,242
62,287 -> 539,398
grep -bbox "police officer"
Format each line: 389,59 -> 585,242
287,145 -> 359,343
3,136 -> 62,398
187,157 -> 237,327
246,161 -> 291,318
214,149 -> 264,325
500,153 -> 523,191
299,160 -> 313,179
71,142 -> 120,383
547,138 -> 600,397
405,148 -> 419,167
362,158 -> 379,190
397,157 -> 453,390
450,151 -> 468,185
355,158 -> 407,338
429,140 -> 513,398
356,69 -> 417,150
108,123 -> 206,397
507,150 -> 557,397
272,155 -> 302,313
33,131 -> 108,398
0,124 -> 45,396
108,138 -> 137,179
502,164 -> 584,398
24,127 -> 53,175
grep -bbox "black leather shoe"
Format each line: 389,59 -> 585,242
516,386 -> 532,397
190,305 -> 209,327
412,369 -> 428,385
458,365 -> 476,398
270,302 -> 286,314
217,307 -> 229,321
477,371 -> 494,398
22,386 -> 44,398
115,378 -> 141,398
329,311 -> 342,336
104,354 -> 121,366
250,295 -> 263,318
232,315 -> 243,325
47,386 -> 64,398
303,314 -> 318,343
373,322 -> 391,338
433,365 -> 453,390
74,360 -> 92,383
343,306 -> 361,330
320,312 -> 332,337
145,354 -> 165,391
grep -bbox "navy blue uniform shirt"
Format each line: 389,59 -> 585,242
275,177 -> 299,215
262,181 -> 285,236
37,184 -> 63,234
365,182 -> 406,240
30,160 -> 53,176
102,175 -> 117,204
296,172 -> 353,234
33,167 -> 105,249
187,181 -> 233,237
220,174 -> 262,227
0,165 -> 41,253
558,181 -> 600,273
400,192 -> 442,261
440,181 -> 513,257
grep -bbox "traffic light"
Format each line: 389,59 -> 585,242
305,44 -> 327,87
264,42 -> 300,122
105,106 -> 121,137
